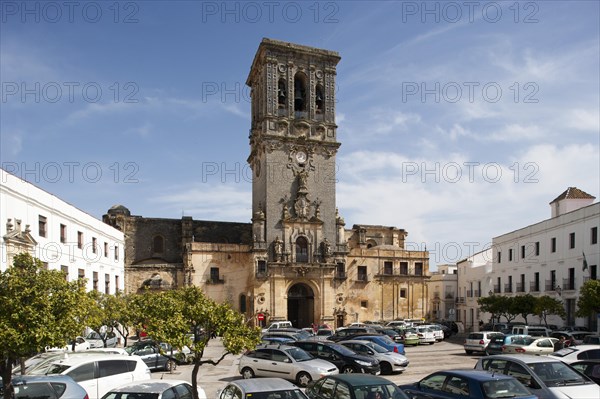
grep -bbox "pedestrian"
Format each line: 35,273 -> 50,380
554,336 -> 565,351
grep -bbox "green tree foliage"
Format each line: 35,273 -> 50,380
132,287 -> 261,399
105,292 -> 136,347
0,254 -> 91,399
512,294 -> 537,325
576,280 -> 600,317
534,295 -> 566,328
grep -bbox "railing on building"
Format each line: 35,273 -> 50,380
530,281 -> 541,292
516,283 -> 525,293
334,271 -> 347,280
563,278 -> 575,291
504,283 -> 512,293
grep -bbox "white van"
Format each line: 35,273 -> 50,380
27,353 -> 151,399
511,325 -> 550,337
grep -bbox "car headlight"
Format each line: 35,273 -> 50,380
355,360 -> 373,367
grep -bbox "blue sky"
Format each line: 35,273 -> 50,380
1,1 -> 599,268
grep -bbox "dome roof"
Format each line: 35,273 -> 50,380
107,204 -> 130,216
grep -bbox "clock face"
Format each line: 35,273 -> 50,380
296,151 -> 307,163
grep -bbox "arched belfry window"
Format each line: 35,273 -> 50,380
295,236 -> 309,263
153,235 -> 164,254
315,84 -> 324,113
278,79 -> 287,108
294,73 -> 307,112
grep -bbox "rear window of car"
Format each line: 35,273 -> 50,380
468,333 -> 484,339
14,382 -> 58,399
98,360 -> 130,377
481,379 -> 531,398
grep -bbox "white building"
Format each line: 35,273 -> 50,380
1,168 -> 125,293
457,187 -> 599,331
429,264 -> 458,322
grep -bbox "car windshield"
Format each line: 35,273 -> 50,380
354,384 -> 407,399
285,347 -> 313,361
317,330 -> 332,336
530,362 -> 588,386
550,347 -> 578,357
29,363 -> 70,375
329,343 -> 358,356
102,393 -> 160,399
240,389 -> 306,399
295,331 -> 312,340
481,379 -> 532,398
364,342 -> 389,353
512,337 -> 535,345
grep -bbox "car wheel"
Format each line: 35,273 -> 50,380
341,365 -> 355,374
296,372 -> 312,387
165,359 -> 176,372
380,362 -> 392,375
241,367 -> 255,379
465,350 -> 473,355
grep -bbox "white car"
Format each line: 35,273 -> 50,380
414,326 -> 435,345
548,344 -> 600,364
101,379 -> 207,399
502,337 -> 558,355
422,324 -> 444,341
46,336 -> 91,352
340,339 -> 409,375
27,353 -> 151,399
85,331 -> 118,348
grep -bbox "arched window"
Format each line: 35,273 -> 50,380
315,84 -> 324,113
153,235 -> 164,254
295,236 -> 309,263
278,79 -> 287,108
294,73 -> 307,112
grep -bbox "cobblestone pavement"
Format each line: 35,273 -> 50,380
152,334 -> 479,399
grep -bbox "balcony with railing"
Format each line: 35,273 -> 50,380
562,278 -> 575,291
504,283 -> 513,293
516,283 -> 525,293
529,281 -> 541,292
334,271 -> 347,280
206,277 -> 225,284
545,280 -> 556,292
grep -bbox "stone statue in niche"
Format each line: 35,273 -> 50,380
274,236 -> 284,262
321,238 -> 331,260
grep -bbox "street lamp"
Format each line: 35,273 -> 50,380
488,290 -> 493,296
555,285 -> 562,296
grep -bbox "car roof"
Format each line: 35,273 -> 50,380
48,353 -> 140,366
321,374 -> 396,386
12,375 -> 78,384
107,380 -> 190,393
484,354 -> 563,364
227,378 -> 301,392
433,369 -> 518,382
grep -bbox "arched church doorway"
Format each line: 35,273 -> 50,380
287,283 -> 314,328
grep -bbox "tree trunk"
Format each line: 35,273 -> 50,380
191,349 -> 205,399
1,357 -> 16,399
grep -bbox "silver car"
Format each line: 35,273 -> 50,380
238,344 -> 338,387
217,378 -> 308,399
339,340 -> 409,375
100,379 -> 206,399
8,375 -> 88,399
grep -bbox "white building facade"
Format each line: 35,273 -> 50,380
429,264 -> 458,322
1,168 -> 125,293
457,188 -> 599,331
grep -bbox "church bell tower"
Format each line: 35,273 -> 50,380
247,38 -> 344,268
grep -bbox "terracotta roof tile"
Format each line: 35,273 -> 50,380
550,187 -> 596,204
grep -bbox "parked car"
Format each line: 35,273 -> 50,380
463,332 -> 501,355
583,335 -> 600,345
262,321 -> 293,333
340,335 -> 405,355
217,378 -> 308,399
291,341 -> 380,375
484,334 -> 529,356
511,325 -> 550,337
27,353 -> 151,399
100,379 -> 207,399
2,375 -> 89,399
328,327 -> 380,342
501,337 -> 558,355
47,337 -> 91,353
238,344 -> 338,387
414,326 -> 436,345
85,331 -> 118,349
340,340 -> 408,375
305,374 -> 408,399
261,336 -> 295,345
262,329 -> 313,342
548,344 -> 600,363
569,360 -> 600,384
394,328 -> 420,346
313,329 -> 334,341
399,369 -> 537,399
475,354 -> 600,399
379,329 -> 403,343
422,325 -> 444,342
124,341 -> 179,371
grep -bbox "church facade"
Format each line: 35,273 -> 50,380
103,39 -> 430,328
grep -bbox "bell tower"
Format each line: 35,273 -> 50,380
247,38 -> 343,266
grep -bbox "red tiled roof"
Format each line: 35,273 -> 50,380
550,187 -> 596,204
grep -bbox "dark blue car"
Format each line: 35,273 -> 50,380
399,369 -> 537,399
343,335 -> 405,355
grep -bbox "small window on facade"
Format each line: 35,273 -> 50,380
61,265 -> 69,280
114,275 -> 119,293
92,237 -> 97,254
400,262 -> 408,275
415,262 -> 423,276
591,265 -> 597,280
153,235 -> 164,253
293,72 -> 307,112
497,251 -> 502,263
114,244 -> 119,261
360,300 -> 368,308
551,237 -> 556,253
257,260 -> 267,275
535,242 -> 540,256
93,272 -> 98,291
509,248 -> 513,261
39,215 -> 47,237
60,224 -> 66,243
400,288 -> 407,298
315,84 -> 324,113
336,263 -> 345,278
592,227 -> 598,245
569,232 -> 575,249
104,242 -> 108,257
78,268 -> 85,280
277,78 -> 287,108
240,294 -> 247,313
295,236 -> 309,263
357,266 -> 367,282
521,245 -> 525,259
105,273 -> 110,294
210,267 -> 220,283
384,261 -> 393,275
77,231 -> 83,249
